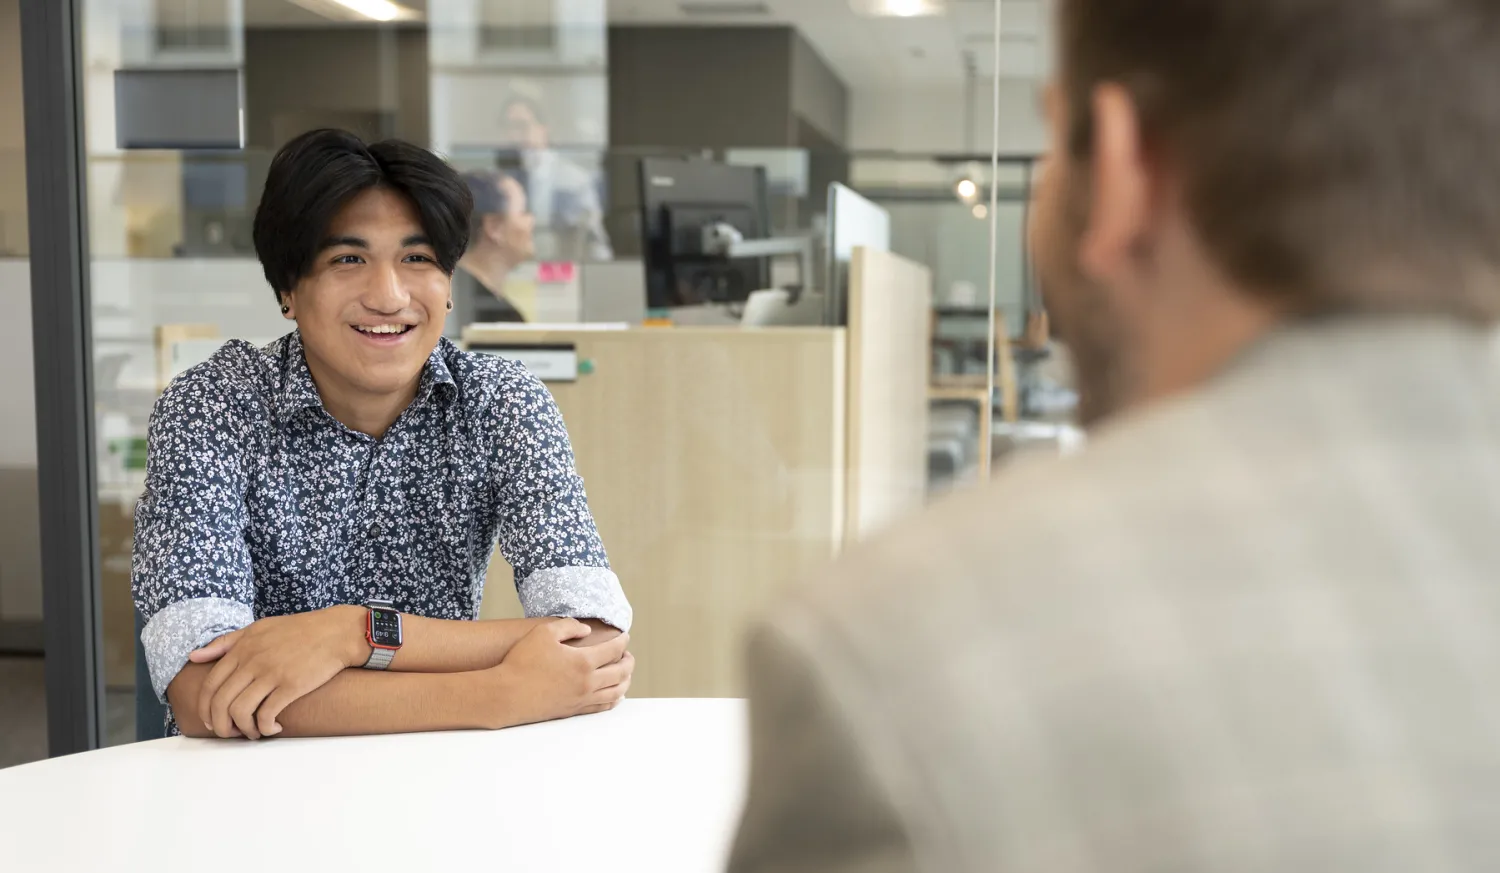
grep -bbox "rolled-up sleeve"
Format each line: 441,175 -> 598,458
132,372 -> 256,702
494,367 -> 632,632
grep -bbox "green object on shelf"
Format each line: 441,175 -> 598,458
109,437 -> 149,471
579,359 -> 596,376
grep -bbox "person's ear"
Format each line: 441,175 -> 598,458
1077,83 -> 1153,287
279,293 -> 296,320
483,213 -> 507,244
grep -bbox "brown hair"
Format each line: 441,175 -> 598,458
1060,0 -> 1500,320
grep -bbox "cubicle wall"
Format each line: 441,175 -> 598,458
471,247 -> 931,698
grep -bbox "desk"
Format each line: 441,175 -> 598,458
467,246 -> 932,699
0,699 -> 748,873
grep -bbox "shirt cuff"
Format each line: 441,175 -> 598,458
517,566 -> 633,633
139,597 -> 255,703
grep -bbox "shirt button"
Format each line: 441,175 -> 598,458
367,522 -> 383,539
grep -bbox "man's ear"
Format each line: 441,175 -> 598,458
279,292 -> 296,319
1078,83 -> 1153,287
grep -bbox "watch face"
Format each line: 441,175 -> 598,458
369,609 -> 402,648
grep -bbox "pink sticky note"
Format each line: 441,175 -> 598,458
537,262 -> 577,284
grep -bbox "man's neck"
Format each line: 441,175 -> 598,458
1133,290 -> 1282,414
305,356 -> 421,440
460,246 -> 516,295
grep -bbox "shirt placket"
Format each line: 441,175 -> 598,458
354,434 -> 386,603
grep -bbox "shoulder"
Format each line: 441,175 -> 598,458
763,384 -> 1286,705
151,337 -> 283,430
442,339 -> 557,426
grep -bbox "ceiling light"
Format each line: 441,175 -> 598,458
850,0 -> 946,18
972,204 -> 989,220
326,0 -> 410,21
955,178 -> 978,200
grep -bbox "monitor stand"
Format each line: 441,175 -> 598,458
741,289 -> 826,327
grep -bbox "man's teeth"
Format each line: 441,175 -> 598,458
357,325 -> 408,334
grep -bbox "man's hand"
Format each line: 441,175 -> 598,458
565,618 -> 624,649
188,605 -> 367,740
481,618 -> 635,729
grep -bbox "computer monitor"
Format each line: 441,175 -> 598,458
824,182 -> 891,325
639,157 -> 771,309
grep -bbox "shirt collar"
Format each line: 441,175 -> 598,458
278,331 -> 458,419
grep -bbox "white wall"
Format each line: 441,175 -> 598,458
849,77 -> 1046,155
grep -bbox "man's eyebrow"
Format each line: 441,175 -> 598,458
319,235 -> 369,251
402,234 -> 431,247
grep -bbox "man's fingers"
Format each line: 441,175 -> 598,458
228,679 -> 275,741
197,654 -> 239,730
598,670 -> 632,703
579,680 -> 627,715
545,618 -> 592,643
591,651 -> 635,690
209,670 -> 257,739
256,686 -> 301,737
584,632 -> 630,668
188,630 -> 241,664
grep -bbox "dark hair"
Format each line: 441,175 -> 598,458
1061,0 -> 1500,319
462,169 -> 529,241
252,129 -> 474,301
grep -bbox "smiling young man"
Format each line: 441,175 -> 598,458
132,129 -> 633,740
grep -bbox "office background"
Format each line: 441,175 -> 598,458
0,0 -> 1070,765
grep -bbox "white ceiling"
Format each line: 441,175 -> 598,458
228,0 -> 1051,88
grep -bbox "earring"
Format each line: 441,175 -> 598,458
446,299 -> 454,311
280,305 -> 291,315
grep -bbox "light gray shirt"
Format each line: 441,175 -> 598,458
731,317 -> 1500,873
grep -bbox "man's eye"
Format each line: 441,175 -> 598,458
332,254 -> 363,265
405,253 -> 434,264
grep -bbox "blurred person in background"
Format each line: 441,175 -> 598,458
500,93 -> 613,262
730,1 -> 1500,871
455,169 -> 535,325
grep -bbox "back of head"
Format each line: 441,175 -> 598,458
253,129 -> 473,300
462,169 -> 527,241
1060,0 -> 1500,319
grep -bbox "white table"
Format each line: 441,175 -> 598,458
0,698 -> 748,873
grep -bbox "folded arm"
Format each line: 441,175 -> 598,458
169,618 -> 633,740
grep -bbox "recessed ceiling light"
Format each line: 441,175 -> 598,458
287,0 -> 421,22
850,0 -> 946,18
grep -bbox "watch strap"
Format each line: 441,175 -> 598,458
364,645 -> 396,670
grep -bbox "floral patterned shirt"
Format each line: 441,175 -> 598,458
132,331 -> 630,707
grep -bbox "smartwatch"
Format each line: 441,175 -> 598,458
363,598 -> 403,670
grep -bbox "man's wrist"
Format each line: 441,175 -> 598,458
469,666 -> 522,731
330,604 -> 372,668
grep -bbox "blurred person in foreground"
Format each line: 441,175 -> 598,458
453,169 -> 535,325
730,1 -> 1500,871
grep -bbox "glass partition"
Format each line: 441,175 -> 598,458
71,0 -> 1028,743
